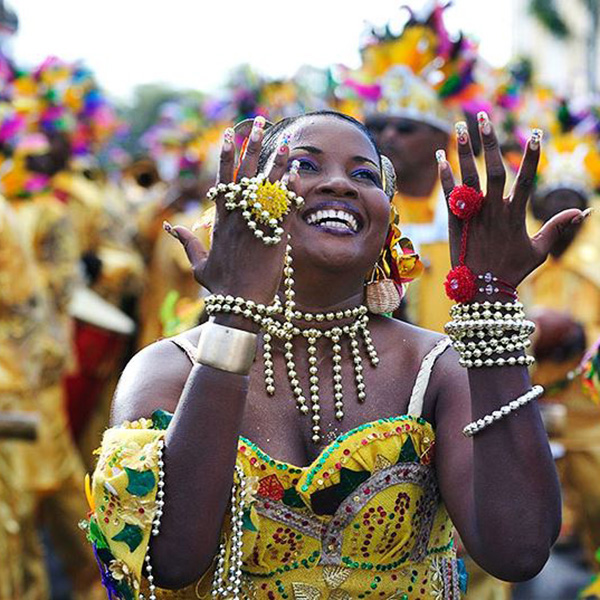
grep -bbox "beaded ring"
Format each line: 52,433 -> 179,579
206,174 -> 304,246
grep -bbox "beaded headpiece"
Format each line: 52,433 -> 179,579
334,2 -> 486,132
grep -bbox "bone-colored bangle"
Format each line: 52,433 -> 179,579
462,385 -> 544,437
196,319 -> 258,375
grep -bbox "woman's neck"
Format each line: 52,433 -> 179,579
279,269 -> 365,315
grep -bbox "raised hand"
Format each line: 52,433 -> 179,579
164,117 -> 299,306
437,112 -> 589,289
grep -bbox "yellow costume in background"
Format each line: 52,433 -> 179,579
0,196 -> 47,600
10,191 -> 105,600
138,207 -> 209,348
394,185 -> 453,333
523,201 -> 600,561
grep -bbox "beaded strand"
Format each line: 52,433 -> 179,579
143,438 -> 165,600
211,465 -> 247,598
205,245 -> 379,443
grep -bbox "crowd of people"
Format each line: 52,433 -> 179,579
0,2 -> 600,599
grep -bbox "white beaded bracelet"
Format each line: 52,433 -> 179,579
462,385 -> 544,437
458,354 -> 535,369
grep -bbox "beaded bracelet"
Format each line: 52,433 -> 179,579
462,385 -> 544,436
459,354 -> 535,369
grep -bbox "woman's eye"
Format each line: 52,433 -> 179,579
291,158 -> 317,172
353,169 -> 381,185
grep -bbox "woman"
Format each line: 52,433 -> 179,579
86,111 -> 584,599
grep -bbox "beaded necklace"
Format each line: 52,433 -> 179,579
206,245 -> 379,443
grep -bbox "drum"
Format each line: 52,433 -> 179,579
64,287 -> 135,438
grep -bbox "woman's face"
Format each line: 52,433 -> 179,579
277,115 -> 390,278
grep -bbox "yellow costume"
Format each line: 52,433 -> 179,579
138,207 -> 209,348
52,170 -> 104,255
0,196 -> 47,600
394,186 -> 453,333
86,337 -> 468,599
523,201 -> 600,561
9,191 -> 105,600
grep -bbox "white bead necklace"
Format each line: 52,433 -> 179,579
205,245 -> 379,443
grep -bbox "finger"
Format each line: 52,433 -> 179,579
163,221 -> 208,282
217,127 -> 235,184
511,129 -> 542,215
455,121 -> 481,192
530,208 -> 591,260
267,133 -> 290,183
436,149 -> 461,263
477,111 -> 506,201
236,116 -> 266,181
437,149 -> 456,203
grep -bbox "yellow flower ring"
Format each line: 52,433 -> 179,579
249,178 -> 292,224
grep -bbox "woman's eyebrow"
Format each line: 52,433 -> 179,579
293,146 -> 379,169
353,156 -> 379,168
293,145 -> 322,154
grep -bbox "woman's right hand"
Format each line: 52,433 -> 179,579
164,117 -> 299,307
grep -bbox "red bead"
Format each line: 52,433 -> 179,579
444,265 -> 477,303
449,185 -> 484,220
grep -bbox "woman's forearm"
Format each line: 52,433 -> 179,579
150,317 -> 256,589
467,363 -> 561,579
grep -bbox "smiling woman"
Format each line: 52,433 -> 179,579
83,110 -> 578,599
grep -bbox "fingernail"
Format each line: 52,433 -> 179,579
455,121 -> 469,144
223,127 -> 234,152
529,128 -> 543,150
571,209 -> 591,225
278,141 -> 288,154
163,220 -> 179,239
477,111 -> 492,135
435,149 -> 447,167
254,115 -> 266,130
251,125 -> 263,143
289,159 -> 300,177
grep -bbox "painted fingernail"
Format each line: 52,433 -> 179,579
582,207 -> 593,218
529,128 -> 543,150
477,111 -> 492,135
455,121 -> 468,144
435,149 -> 447,167
289,159 -> 300,177
223,127 -> 235,152
250,126 -> 263,143
278,137 -> 290,154
163,220 -> 179,239
254,115 -> 266,130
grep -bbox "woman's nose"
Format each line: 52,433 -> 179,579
316,173 -> 358,198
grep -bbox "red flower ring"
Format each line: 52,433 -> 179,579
444,265 -> 477,303
449,185 -> 484,220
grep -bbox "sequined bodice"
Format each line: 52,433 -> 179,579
89,338 -> 467,600
208,416 -> 464,599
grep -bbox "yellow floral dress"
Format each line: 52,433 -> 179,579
85,338 -> 467,599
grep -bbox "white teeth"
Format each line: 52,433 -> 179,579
305,208 -> 359,232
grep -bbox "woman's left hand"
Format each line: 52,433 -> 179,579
438,112 -> 590,288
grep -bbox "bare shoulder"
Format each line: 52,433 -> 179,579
110,328 -> 201,425
371,315 -> 447,361
372,316 -> 467,422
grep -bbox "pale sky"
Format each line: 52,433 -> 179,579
8,0 -> 514,102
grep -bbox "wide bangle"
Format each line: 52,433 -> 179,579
196,319 -> 258,375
